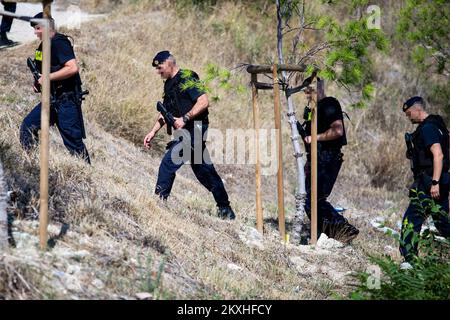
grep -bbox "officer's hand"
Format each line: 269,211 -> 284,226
174,117 -> 185,130
32,84 -> 40,93
304,136 -> 312,144
144,131 -> 155,149
430,184 -> 440,199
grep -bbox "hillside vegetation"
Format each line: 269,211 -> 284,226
0,0 -> 448,299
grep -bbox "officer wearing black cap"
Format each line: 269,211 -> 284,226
0,1 -> 16,47
144,51 -> 235,219
401,96 -> 450,262
20,12 -> 90,163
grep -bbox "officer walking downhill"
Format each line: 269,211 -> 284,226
401,96 -> 450,265
301,78 -> 359,242
20,13 -> 90,164
0,1 -> 16,47
144,51 -> 235,219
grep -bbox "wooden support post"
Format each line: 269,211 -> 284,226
247,64 -> 306,74
43,0 -> 52,18
272,65 -> 285,241
251,73 -> 263,234
39,4 -> 52,250
310,82 -> 318,244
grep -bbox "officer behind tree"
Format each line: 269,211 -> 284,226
401,96 -> 450,263
302,79 -> 359,242
0,1 -> 16,46
144,51 -> 235,219
20,13 -> 90,164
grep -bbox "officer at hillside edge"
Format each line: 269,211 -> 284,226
401,96 -> 450,263
144,51 -> 235,219
20,12 -> 90,164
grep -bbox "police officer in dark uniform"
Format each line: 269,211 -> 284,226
401,96 -> 450,262
20,13 -> 90,164
302,79 -> 359,241
144,51 -> 235,219
0,1 -> 16,46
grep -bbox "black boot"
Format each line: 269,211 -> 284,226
326,217 -> 359,243
218,206 -> 236,220
0,32 -> 14,47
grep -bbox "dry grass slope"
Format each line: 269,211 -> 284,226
1,0 -> 445,299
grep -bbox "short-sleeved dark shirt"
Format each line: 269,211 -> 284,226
163,69 -> 209,129
307,96 -> 347,150
412,115 -> 449,172
420,123 -> 441,148
34,33 -> 81,95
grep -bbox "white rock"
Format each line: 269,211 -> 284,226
370,218 -> 399,236
53,270 -> 66,278
316,233 -> 345,249
400,262 -> 413,270
135,292 -> 152,300
47,224 -> 61,234
92,279 -> 105,290
227,263 -> 243,271
239,227 -> 264,250
289,256 -> 318,274
65,275 -> 83,292
320,265 -> 348,282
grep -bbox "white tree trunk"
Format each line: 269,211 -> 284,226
0,162 -> 8,249
276,0 -> 307,243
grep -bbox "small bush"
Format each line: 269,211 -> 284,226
349,194 -> 450,300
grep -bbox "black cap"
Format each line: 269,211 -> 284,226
403,96 -> 424,112
30,12 -> 43,27
152,50 -> 171,67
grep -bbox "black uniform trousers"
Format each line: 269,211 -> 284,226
400,172 -> 450,261
20,94 -> 90,163
305,149 -> 347,235
155,124 -> 230,208
1,1 -> 16,34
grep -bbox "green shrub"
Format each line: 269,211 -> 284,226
350,193 -> 450,300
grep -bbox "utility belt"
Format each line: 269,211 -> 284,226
413,167 -> 433,180
52,89 -> 89,105
57,91 -> 77,101
307,147 -> 343,162
50,90 -> 77,106
412,169 -> 450,193
51,89 -> 88,139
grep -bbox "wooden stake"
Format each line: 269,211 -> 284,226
251,73 -> 263,234
310,82 -> 318,244
39,6 -> 51,250
247,64 -> 306,74
43,0 -> 52,18
272,65 -> 285,241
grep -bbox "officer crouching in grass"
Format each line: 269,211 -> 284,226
401,96 -> 450,266
20,13 -> 90,164
144,51 -> 235,220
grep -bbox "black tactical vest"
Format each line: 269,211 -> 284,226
34,33 -> 82,96
410,115 -> 449,175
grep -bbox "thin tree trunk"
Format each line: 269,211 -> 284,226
276,0 -> 307,243
0,162 -> 8,249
